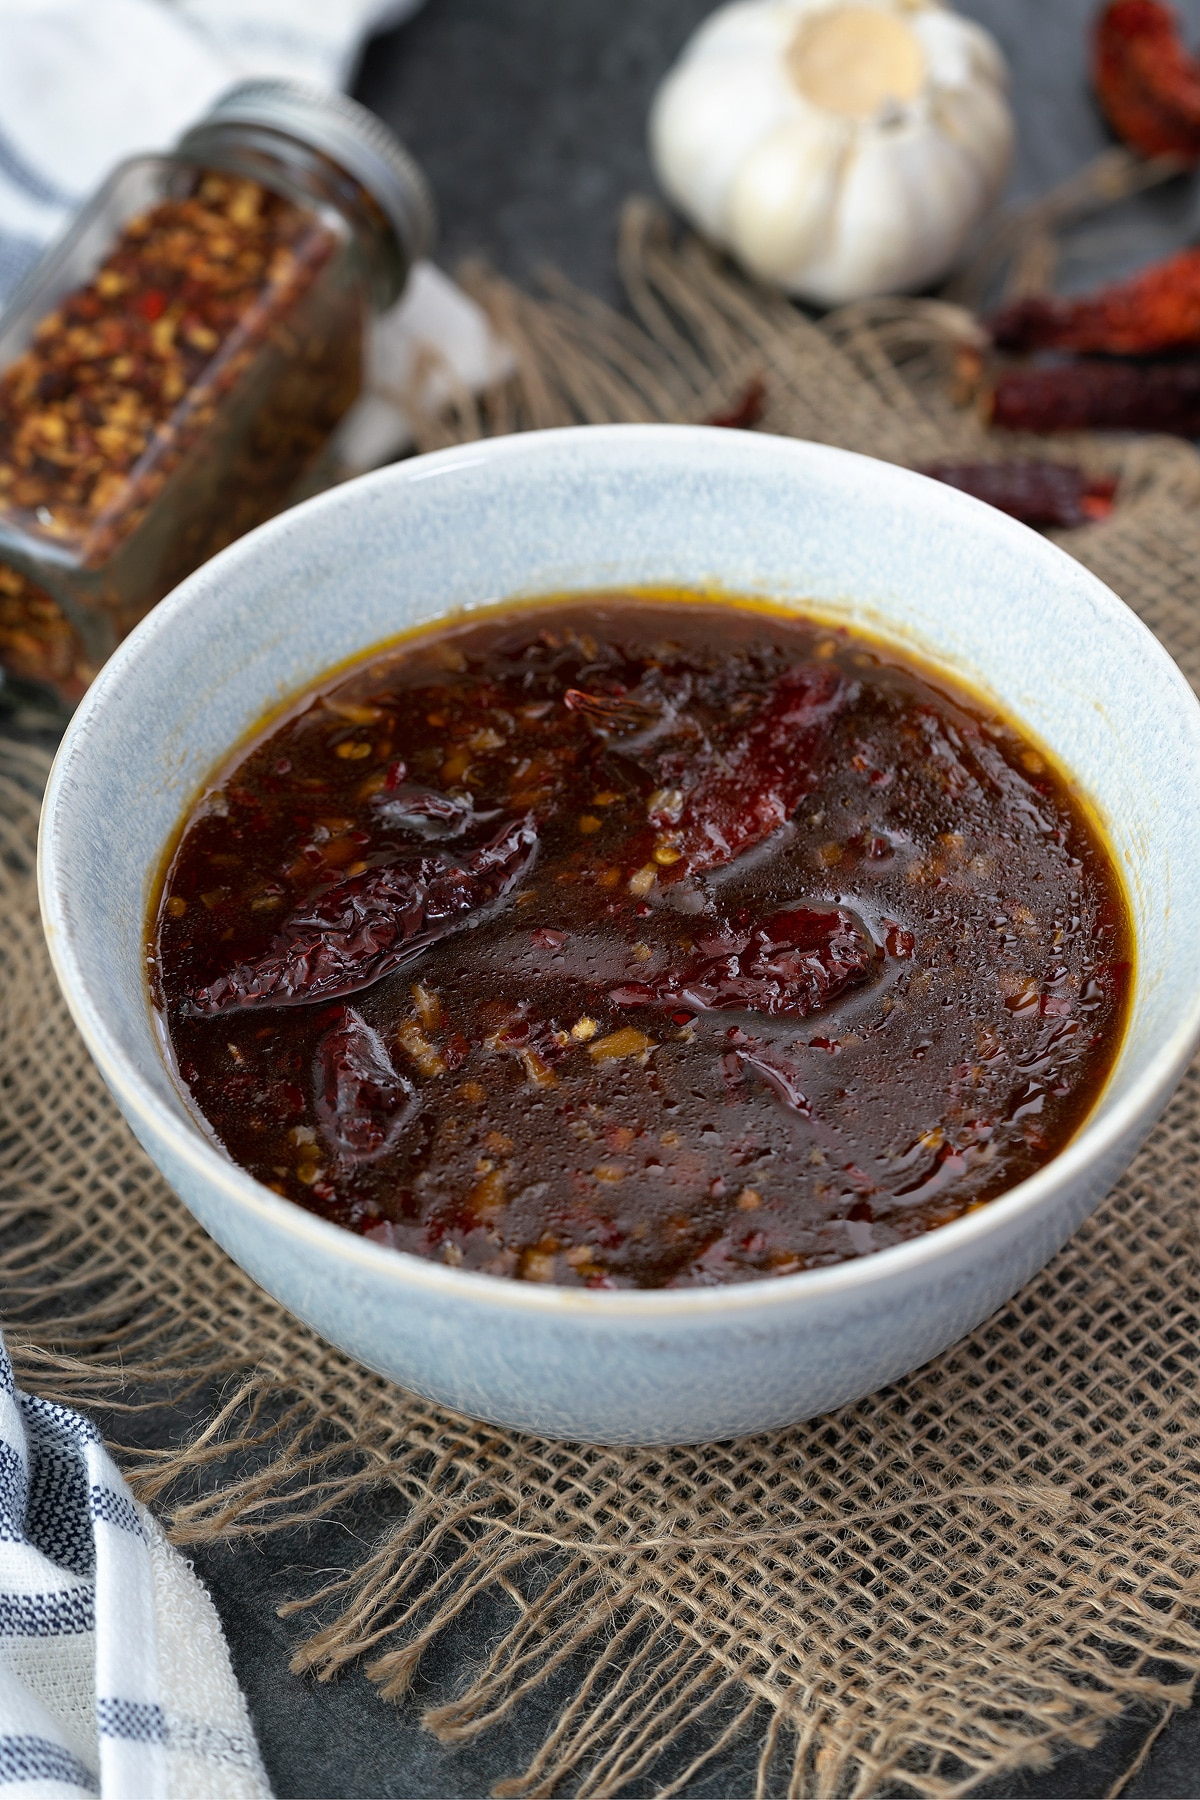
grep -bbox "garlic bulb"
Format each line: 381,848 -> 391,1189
649,0 -> 1014,305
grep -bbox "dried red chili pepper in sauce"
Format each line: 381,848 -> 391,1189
921,461 -> 1118,528
989,358 -> 1200,435
316,1008 -> 416,1163
187,815 -> 537,1013
1093,0 -> 1200,162
608,905 -> 877,1017
646,664 -> 848,875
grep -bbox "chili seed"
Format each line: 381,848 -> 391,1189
518,1247 -> 557,1283
589,1028 -> 654,1062
397,1020 -> 447,1079
411,982 -> 442,1030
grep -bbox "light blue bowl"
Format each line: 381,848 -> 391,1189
37,426 -> 1200,1444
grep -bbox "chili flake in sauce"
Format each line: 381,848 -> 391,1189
150,597 -> 1132,1290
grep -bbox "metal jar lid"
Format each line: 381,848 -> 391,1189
178,79 -> 436,289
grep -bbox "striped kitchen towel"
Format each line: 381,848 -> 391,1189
0,1334 -> 270,1798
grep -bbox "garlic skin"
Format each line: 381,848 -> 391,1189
649,0 -> 1014,305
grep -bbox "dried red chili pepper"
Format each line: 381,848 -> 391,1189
650,664 -> 847,874
608,905 -> 876,1018
921,461 -> 1118,527
187,815 -> 537,1013
375,785 -> 493,839
707,376 -> 767,430
894,1136 -> 968,1201
316,1008 -> 415,1162
726,1033 -> 811,1115
1093,0 -> 1200,161
563,687 -> 661,731
991,247 -> 1200,355
989,357 -> 1200,434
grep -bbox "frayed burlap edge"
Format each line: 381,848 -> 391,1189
5,182 -> 1200,1798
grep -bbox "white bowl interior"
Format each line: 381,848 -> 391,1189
41,426 -> 1200,1272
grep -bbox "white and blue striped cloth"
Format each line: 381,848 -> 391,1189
0,1334 -> 270,1797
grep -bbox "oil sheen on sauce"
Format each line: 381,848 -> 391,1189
149,596 -> 1132,1289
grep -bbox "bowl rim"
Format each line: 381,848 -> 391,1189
37,422 -> 1200,1322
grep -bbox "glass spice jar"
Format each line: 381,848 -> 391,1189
0,80 -> 434,706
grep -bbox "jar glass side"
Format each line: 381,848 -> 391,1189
0,153 -> 369,695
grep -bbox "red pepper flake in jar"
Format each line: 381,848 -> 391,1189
0,175 -> 349,560
0,80 -> 433,705
0,564 -> 95,702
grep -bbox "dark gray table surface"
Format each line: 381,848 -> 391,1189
8,1 -> 1200,1793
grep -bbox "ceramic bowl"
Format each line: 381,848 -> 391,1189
38,425 -> 1200,1445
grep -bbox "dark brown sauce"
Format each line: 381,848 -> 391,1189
149,596 -> 1132,1289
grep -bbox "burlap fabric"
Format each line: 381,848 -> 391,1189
5,191 -> 1200,1798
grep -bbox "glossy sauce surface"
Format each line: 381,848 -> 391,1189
151,598 -> 1131,1288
